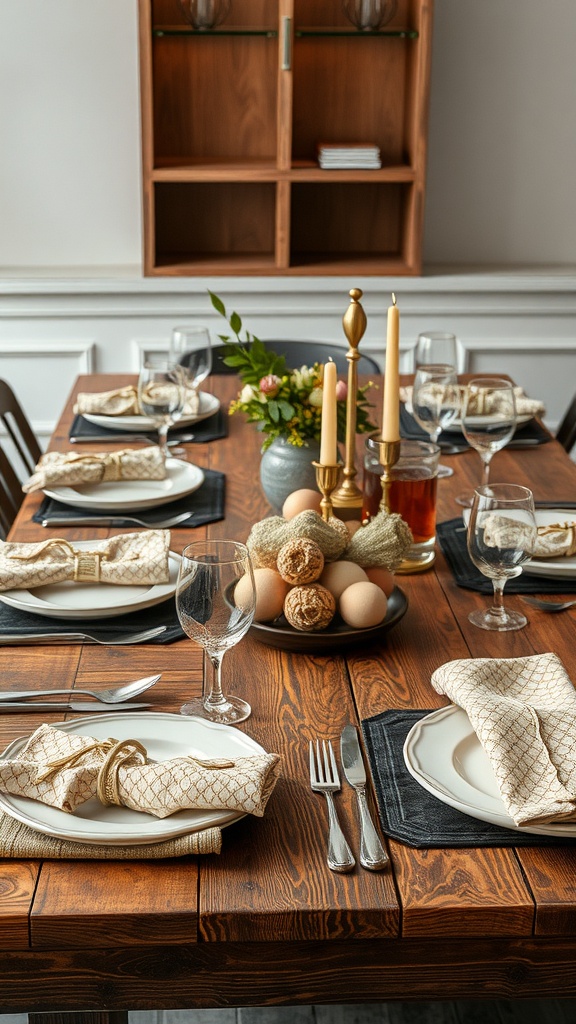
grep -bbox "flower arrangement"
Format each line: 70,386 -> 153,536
209,291 -> 376,451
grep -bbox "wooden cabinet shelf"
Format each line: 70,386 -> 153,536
138,0 -> 433,276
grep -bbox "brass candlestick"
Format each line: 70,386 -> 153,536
377,437 -> 401,513
313,461 -> 341,521
332,287 -> 366,513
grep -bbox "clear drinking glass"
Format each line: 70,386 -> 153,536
456,378 -> 517,508
411,363 -> 460,478
343,0 -> 398,30
176,540 -> 256,723
178,0 -> 231,30
414,331 -> 458,370
467,483 -> 537,631
137,357 -> 185,458
170,326 -> 212,394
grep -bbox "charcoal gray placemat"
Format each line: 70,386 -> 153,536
437,517 -> 576,593
0,594 -> 184,644
400,404 -> 551,448
361,709 -> 576,847
69,408 -> 228,443
32,469 -> 225,529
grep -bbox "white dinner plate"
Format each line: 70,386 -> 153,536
462,508 -> 576,580
43,458 -> 204,511
83,392 -> 220,432
0,546 -> 180,619
403,704 -> 576,837
443,412 -> 532,433
0,712 -> 268,844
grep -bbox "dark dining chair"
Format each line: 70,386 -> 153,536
0,378 -> 42,537
556,392 -> 576,453
179,340 -> 381,375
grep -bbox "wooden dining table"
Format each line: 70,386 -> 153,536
2,372 -> 576,1024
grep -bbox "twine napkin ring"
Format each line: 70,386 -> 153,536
97,739 -> 149,807
538,522 -> 576,557
35,737 -> 120,782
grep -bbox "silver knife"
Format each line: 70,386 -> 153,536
340,725 -> 389,871
0,701 -> 152,713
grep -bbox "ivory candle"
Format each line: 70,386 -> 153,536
320,360 -> 337,465
382,294 -> 400,442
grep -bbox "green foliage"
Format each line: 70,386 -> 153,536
208,290 -> 376,451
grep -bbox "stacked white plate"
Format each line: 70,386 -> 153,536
317,143 -> 381,169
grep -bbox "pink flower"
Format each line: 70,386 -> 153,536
335,380 -> 348,401
259,374 -> 282,397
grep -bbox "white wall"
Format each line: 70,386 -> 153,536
0,0 -> 575,269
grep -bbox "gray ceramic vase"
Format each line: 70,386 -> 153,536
259,436 -> 321,513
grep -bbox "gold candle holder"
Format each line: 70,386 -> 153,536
332,287 -> 366,514
376,437 -> 401,513
313,461 -> 341,521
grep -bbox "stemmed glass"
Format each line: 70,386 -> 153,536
411,363 -> 460,478
170,325 -> 213,396
414,331 -> 458,371
176,540 -> 256,723
137,356 -> 185,459
456,378 -> 517,508
467,483 -> 537,631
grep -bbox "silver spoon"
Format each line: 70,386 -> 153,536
520,596 -> 576,613
0,673 -> 161,704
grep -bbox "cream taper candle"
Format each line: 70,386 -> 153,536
382,294 -> 400,442
320,360 -> 337,465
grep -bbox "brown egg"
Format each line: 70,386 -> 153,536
320,560 -> 368,600
282,488 -> 322,520
345,520 -> 362,538
365,565 -> 395,597
235,567 -> 289,623
339,581 -> 388,629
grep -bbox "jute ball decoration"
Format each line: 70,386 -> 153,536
284,583 -> 336,632
277,538 -> 324,584
344,510 -> 413,569
246,510 -> 348,567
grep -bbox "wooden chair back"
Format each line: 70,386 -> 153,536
0,379 -> 42,537
556,393 -> 576,453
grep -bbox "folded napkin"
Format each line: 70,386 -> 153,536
0,530 -> 170,590
0,812 -> 222,858
534,521 -> 576,559
0,723 -> 281,819
23,446 -> 166,494
431,652 -> 576,827
400,385 -> 545,418
74,384 -> 199,418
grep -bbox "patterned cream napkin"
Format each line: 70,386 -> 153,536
74,384 -> 200,417
533,521 -> 576,559
0,812 -> 222,858
400,385 -> 545,419
0,723 -> 281,819
0,530 -> 171,590
431,652 -> 576,826
23,446 -> 166,494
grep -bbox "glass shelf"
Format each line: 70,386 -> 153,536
153,26 -> 278,38
295,27 -> 418,39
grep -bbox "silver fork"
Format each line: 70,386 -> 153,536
520,596 -> 576,613
41,512 -> 193,528
309,739 -> 355,873
0,626 -> 167,646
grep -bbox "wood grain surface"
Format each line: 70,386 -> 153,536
2,371 -> 576,1020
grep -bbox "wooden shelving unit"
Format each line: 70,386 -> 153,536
138,0 -> 434,276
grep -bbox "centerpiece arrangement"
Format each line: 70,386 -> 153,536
208,291 -> 375,510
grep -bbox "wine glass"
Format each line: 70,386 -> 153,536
414,331 -> 459,371
411,363 -> 460,478
176,540 -> 256,723
456,378 -> 517,508
137,357 -> 185,459
170,325 -> 212,395
467,483 -> 537,631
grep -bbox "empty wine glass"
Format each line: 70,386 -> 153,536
412,363 -> 460,478
176,540 -> 256,723
456,378 -> 517,508
170,325 -> 213,396
467,483 -> 537,631
414,331 -> 459,371
137,357 -> 185,459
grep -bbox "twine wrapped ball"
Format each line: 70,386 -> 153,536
246,510 -> 348,568
284,583 -> 336,632
277,538 -> 324,585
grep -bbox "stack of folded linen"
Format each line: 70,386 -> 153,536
317,142 -> 381,169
